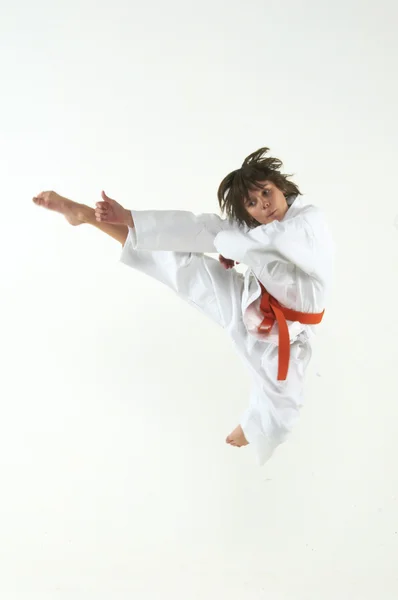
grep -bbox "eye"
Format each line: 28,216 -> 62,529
262,189 -> 270,196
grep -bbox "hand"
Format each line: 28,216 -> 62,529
219,255 -> 238,269
95,191 -> 134,226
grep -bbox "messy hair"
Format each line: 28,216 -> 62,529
217,147 -> 302,228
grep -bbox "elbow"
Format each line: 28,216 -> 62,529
214,231 -> 235,260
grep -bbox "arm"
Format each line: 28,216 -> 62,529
128,209 -> 238,253
214,207 -> 331,281
95,192 -> 238,253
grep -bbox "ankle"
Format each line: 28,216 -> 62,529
77,204 -> 96,224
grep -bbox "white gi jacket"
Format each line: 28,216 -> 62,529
120,196 -> 334,465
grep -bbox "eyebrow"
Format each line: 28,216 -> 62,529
253,182 -> 270,191
244,183 -> 271,205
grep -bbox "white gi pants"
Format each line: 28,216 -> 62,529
120,240 -> 312,466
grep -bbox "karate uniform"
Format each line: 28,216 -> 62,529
120,196 -> 334,465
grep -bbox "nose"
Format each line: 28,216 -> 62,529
253,193 -> 268,208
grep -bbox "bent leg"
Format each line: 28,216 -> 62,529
238,334 -> 313,465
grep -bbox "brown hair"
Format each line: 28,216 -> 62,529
217,147 -> 302,228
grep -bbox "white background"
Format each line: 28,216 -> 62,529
1,0 -> 398,598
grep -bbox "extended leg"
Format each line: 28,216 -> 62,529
120,228 -> 245,329
34,190 -> 249,449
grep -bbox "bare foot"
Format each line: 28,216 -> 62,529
226,425 -> 249,447
33,191 -> 85,226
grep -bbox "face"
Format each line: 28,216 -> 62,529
243,180 -> 289,225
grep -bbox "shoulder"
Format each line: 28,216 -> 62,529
293,202 -> 329,230
297,204 -> 334,252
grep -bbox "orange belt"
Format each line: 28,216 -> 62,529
258,283 -> 325,381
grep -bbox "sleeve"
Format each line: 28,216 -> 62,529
214,207 -> 328,281
127,209 -> 238,253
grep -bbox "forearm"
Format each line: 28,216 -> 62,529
81,204 -> 129,245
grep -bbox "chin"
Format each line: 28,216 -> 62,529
262,216 -> 278,225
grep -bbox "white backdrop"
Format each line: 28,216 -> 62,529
1,0 -> 398,598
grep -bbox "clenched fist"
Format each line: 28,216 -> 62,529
219,255 -> 239,269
